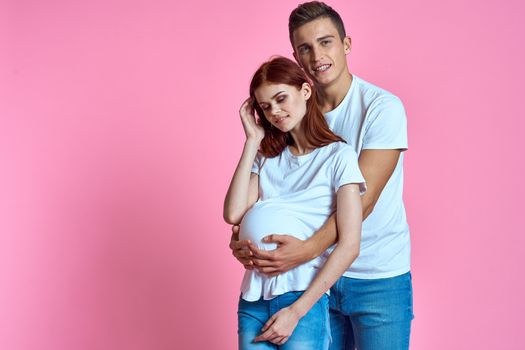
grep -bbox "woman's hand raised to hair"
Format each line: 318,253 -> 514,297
239,98 -> 265,143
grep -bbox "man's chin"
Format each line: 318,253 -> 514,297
306,72 -> 331,85
312,77 -> 334,87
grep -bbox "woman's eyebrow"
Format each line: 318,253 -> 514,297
259,91 -> 285,104
271,91 -> 285,99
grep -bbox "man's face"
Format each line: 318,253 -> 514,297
292,17 -> 351,88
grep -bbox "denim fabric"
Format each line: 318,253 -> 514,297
328,272 -> 414,350
238,291 -> 331,350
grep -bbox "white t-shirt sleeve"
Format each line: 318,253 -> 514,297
332,145 -> 367,194
362,95 -> 408,151
251,152 -> 265,175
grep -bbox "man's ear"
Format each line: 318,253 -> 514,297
302,82 -> 312,100
344,36 -> 352,54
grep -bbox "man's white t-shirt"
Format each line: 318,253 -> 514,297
324,75 -> 410,279
239,142 -> 366,301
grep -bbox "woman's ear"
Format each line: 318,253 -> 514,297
302,82 -> 312,100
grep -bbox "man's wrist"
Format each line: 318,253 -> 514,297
303,238 -> 321,261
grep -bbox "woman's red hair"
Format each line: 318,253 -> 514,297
249,56 -> 344,158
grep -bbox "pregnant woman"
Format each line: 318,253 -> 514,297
224,57 -> 365,349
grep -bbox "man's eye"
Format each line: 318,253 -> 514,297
299,46 -> 310,54
321,40 -> 331,45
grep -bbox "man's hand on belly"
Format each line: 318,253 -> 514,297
251,234 -> 313,276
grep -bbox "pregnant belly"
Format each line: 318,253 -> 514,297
239,201 -> 308,250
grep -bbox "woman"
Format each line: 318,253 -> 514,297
224,57 -> 365,349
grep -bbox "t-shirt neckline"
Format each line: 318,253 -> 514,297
325,74 -> 357,120
284,144 -> 331,166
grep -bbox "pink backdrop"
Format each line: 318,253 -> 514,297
2,0 -> 524,349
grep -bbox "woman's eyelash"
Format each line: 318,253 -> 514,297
259,95 -> 287,111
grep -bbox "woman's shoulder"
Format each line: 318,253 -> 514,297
322,141 -> 356,157
317,142 -> 359,170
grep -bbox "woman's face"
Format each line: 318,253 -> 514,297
254,82 -> 311,133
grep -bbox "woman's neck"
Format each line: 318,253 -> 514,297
288,129 -> 313,156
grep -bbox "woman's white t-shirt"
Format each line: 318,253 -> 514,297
239,141 -> 366,301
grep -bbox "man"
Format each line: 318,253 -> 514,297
230,2 -> 413,349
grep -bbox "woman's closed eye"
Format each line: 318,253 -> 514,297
276,95 -> 287,103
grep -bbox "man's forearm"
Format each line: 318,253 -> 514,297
305,214 -> 338,259
308,197 -> 374,259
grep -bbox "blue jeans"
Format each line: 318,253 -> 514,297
238,291 -> 331,350
329,272 -> 414,350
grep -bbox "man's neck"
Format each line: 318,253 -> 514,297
317,72 -> 353,113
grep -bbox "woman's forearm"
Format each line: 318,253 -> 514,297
289,240 -> 360,318
289,184 -> 363,318
223,140 -> 260,224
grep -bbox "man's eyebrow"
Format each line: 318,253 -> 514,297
296,42 -> 309,49
296,35 -> 336,49
317,35 -> 336,42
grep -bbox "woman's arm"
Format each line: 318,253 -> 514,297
223,98 -> 264,225
254,183 -> 362,345
223,145 -> 260,224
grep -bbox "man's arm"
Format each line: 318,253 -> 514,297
250,215 -> 337,276
358,149 -> 401,219
250,149 -> 401,275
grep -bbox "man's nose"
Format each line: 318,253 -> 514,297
311,46 -> 323,61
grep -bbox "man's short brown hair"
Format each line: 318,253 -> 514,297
288,1 -> 347,45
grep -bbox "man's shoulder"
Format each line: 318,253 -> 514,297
352,75 -> 403,108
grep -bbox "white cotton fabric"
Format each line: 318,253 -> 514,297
239,142 -> 365,301
323,75 -> 411,279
